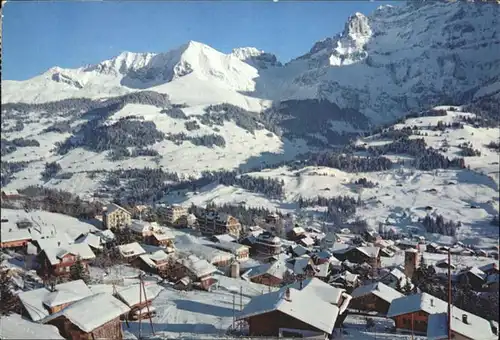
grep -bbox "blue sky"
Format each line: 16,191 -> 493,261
3,1 -> 394,81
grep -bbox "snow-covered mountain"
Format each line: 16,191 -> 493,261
3,1 -> 500,123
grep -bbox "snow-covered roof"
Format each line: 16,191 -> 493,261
435,258 -> 456,268
152,228 -> 175,241
118,242 -> 146,258
0,313 -> 64,339
330,243 -> 352,254
105,203 -> 130,215
75,233 -> 102,250
176,242 -> 234,264
211,234 -> 237,243
1,227 -> 32,243
486,273 -> 499,285
96,229 -> 115,242
18,280 -> 93,321
210,241 -> 249,254
177,254 -> 218,278
1,189 -> 20,196
427,311 -> 497,340
383,268 -> 409,281
387,292 -> 450,317
237,287 -> 339,334
139,251 -> 172,268
291,244 -> 310,257
315,262 -> 331,278
463,266 -> 487,280
292,256 -> 312,275
41,293 -> 130,333
245,260 -> 291,280
36,236 -> 72,252
287,277 -> 346,306
298,236 -> 315,247
356,246 -> 380,258
292,226 -> 306,235
351,282 -> 404,304
43,243 -> 96,265
479,262 -> 498,273
42,280 -> 93,308
116,283 -> 163,307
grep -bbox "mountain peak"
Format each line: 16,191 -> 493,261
343,12 -> 371,40
231,47 -> 265,60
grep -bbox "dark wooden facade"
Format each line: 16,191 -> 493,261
458,272 -> 485,291
47,315 -> 123,340
349,294 -> 391,315
392,311 -> 430,333
145,234 -> 174,247
171,263 -> 216,290
38,252 -> 90,278
245,310 -> 328,337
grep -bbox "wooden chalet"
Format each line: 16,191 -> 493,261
117,242 -> 146,261
343,246 -> 381,268
18,280 -> 93,322
172,255 -> 219,291
136,250 -> 174,275
38,244 -> 95,278
349,282 -> 404,315
146,229 -> 175,247
388,293 -> 493,336
41,293 -> 130,340
287,227 -> 306,242
237,287 -> 340,338
244,260 -> 291,287
427,311 -> 498,340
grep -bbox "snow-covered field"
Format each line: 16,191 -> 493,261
1,102 -> 310,196
0,208 -> 99,240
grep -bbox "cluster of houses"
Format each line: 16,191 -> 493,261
1,201 -> 499,340
14,278 -> 164,339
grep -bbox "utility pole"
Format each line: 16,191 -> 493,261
141,276 -> 155,335
232,292 -> 236,331
138,276 -> 143,339
447,249 -> 452,340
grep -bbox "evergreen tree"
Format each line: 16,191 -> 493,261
0,267 -> 18,315
113,226 -> 135,245
402,279 -> 414,295
70,258 -> 90,283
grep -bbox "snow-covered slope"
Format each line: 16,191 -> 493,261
3,2 -> 499,122
162,107 -> 500,248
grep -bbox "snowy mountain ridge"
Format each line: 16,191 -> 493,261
3,1 -> 499,126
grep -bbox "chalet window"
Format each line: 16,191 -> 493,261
65,266 -> 70,272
